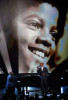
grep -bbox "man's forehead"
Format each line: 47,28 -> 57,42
0,0 -> 60,8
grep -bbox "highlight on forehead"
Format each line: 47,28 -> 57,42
0,0 -> 65,16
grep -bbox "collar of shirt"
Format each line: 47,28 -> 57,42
41,67 -> 44,71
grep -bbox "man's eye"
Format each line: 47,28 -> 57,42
25,20 -> 42,30
50,31 -> 58,41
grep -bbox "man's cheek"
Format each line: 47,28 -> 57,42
25,49 -> 35,64
50,43 -> 56,55
25,28 -> 39,40
52,42 -> 56,49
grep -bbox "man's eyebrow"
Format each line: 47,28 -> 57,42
23,14 -> 45,28
23,14 -> 44,24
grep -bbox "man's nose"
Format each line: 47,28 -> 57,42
36,29 -> 52,47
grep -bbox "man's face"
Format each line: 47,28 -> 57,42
40,63 -> 43,67
12,3 -> 59,73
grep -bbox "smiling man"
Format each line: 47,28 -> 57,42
17,1 -> 59,73
0,0 -> 67,73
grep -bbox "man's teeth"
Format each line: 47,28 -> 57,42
33,50 -> 45,58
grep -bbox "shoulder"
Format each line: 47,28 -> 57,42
44,67 -> 48,70
7,74 -> 11,77
37,66 -> 41,71
37,66 -> 41,69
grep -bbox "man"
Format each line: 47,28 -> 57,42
0,0 -> 67,73
37,62 -> 48,95
5,71 -> 15,100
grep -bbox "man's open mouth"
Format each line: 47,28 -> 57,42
28,46 -> 50,58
